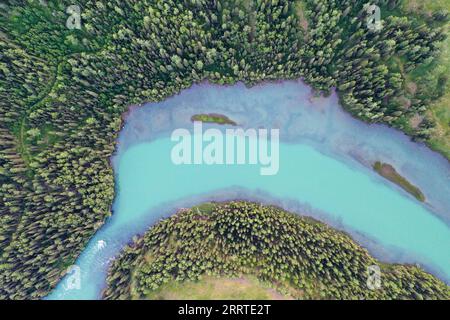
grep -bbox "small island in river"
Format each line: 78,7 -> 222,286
191,113 -> 237,126
373,162 -> 425,202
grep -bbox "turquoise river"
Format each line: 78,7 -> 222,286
47,80 -> 450,299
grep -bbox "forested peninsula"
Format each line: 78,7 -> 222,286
103,201 -> 450,300
0,0 -> 449,299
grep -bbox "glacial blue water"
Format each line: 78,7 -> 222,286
47,80 -> 450,300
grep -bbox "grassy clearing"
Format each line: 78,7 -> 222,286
401,0 -> 450,159
192,202 -> 217,214
427,29 -> 450,158
294,0 -> 309,34
403,0 -> 450,13
143,275 -> 292,300
428,96 -> 450,159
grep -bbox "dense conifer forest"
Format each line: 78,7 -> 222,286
0,0 -> 448,299
104,201 -> 450,300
